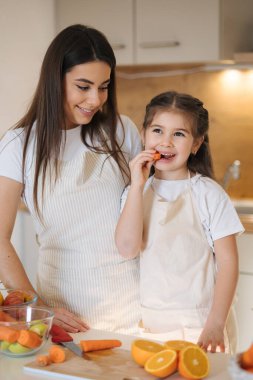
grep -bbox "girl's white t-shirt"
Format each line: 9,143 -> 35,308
0,115 -> 142,214
121,174 -> 244,251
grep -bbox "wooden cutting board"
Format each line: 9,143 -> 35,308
23,348 -> 161,380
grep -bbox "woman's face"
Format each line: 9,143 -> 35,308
63,61 -> 111,129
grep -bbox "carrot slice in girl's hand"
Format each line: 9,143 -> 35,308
36,354 -> 51,367
80,339 -> 122,352
153,152 -> 161,161
48,345 -> 66,363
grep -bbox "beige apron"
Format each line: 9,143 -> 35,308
30,151 -> 140,334
139,177 -> 237,353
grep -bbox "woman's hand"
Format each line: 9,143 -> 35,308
52,307 -> 90,333
197,320 -> 225,353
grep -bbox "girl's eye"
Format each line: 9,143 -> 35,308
99,86 -> 109,91
152,128 -> 162,134
174,131 -> 185,137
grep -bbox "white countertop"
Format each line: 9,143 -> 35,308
0,328 -> 234,380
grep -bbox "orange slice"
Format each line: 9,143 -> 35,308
178,345 -> 209,379
241,344 -> 253,369
131,339 -> 165,367
144,349 -> 177,378
165,340 -> 198,353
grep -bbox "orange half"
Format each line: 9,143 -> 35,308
165,340 -> 198,353
144,349 -> 177,378
131,339 -> 165,367
178,345 -> 209,379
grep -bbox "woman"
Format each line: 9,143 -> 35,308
0,24 -> 141,333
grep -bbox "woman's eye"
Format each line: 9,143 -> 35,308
76,85 -> 89,91
152,128 -> 162,134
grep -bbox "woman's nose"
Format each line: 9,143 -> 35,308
86,90 -> 101,108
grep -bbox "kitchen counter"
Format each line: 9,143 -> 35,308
1,328 -> 235,380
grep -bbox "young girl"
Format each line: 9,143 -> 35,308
115,91 -> 244,354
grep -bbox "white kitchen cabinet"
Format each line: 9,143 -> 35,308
11,210 -> 38,289
55,0 -> 134,65
235,233 -> 253,352
55,0 -> 253,65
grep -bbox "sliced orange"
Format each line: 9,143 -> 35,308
144,349 -> 177,378
131,339 -> 165,367
178,345 -> 209,379
165,340 -> 198,353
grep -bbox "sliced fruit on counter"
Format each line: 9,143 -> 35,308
178,345 -> 209,379
48,345 -> 66,363
131,339 -> 165,367
165,340 -> 198,353
144,348 -> 177,378
80,339 -> 122,352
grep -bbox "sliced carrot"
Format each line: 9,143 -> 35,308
36,354 -> 51,367
17,329 -> 42,348
48,345 -> 66,363
80,339 -> 122,352
0,310 -> 16,322
153,152 -> 161,161
0,326 -> 20,343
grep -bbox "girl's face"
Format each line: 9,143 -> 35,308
143,110 -> 203,180
63,61 -> 111,129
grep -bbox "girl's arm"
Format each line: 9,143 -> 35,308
115,150 -> 155,259
0,176 -> 89,333
198,234 -> 239,352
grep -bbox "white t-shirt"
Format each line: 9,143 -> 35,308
121,174 -> 244,251
0,115 -> 141,214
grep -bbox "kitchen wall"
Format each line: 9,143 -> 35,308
116,64 -> 253,199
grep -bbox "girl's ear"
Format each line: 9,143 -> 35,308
192,136 -> 204,155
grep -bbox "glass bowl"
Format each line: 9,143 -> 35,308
0,306 -> 54,357
0,288 -> 38,308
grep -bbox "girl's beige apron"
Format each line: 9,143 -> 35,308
29,151 -> 140,334
139,180 -> 237,354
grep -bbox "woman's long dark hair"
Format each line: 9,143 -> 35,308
143,91 -> 214,179
15,24 -> 129,214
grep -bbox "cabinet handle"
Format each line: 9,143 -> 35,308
111,43 -> 126,50
139,41 -> 180,49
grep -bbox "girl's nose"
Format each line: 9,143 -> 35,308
161,135 -> 174,147
86,90 -> 101,108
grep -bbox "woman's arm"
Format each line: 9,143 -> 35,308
115,150 -> 155,258
198,234 -> 239,352
0,176 -> 89,333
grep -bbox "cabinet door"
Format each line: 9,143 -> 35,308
55,0 -> 134,65
235,274 -> 253,352
135,0 -> 220,64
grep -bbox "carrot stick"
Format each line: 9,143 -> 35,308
48,345 -> 66,363
36,354 -> 51,367
80,339 -> 122,352
17,329 -> 42,348
0,326 -> 20,343
153,152 -> 161,161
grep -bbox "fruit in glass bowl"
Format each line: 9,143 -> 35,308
0,288 -> 38,308
0,305 -> 54,357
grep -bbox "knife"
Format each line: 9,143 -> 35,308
50,324 -> 89,359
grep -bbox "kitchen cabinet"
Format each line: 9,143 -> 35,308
235,233 -> 253,352
55,0 -> 253,65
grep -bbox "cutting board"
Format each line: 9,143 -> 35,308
24,348 -> 161,380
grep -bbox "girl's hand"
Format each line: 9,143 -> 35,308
129,150 -> 156,187
197,321 -> 225,353
52,308 -> 90,333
